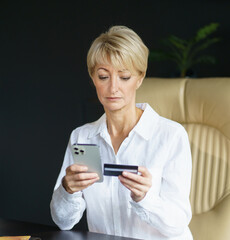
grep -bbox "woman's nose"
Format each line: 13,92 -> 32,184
110,76 -> 119,94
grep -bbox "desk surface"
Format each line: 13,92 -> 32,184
0,219 -> 141,240
37,231 -> 140,240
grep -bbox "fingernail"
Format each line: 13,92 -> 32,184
123,171 -> 128,176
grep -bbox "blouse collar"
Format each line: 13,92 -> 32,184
87,103 -> 160,141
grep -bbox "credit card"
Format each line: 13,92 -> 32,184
104,163 -> 138,176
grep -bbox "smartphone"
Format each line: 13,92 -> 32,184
70,143 -> 103,182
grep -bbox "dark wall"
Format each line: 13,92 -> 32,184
1,0 -> 229,228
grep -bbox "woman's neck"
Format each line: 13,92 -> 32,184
106,106 -> 142,134
105,106 -> 143,154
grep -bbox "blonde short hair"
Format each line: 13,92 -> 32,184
87,26 -> 149,77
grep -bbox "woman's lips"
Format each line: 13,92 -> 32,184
106,97 -> 121,101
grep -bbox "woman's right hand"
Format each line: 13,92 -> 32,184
62,164 -> 99,194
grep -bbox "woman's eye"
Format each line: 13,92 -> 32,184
121,77 -> 131,81
98,75 -> 108,80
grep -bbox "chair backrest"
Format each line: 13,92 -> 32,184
136,77 -> 230,240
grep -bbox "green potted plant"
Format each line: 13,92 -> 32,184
149,23 -> 220,78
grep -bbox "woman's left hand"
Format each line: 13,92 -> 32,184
118,166 -> 152,202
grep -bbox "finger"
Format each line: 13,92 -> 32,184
137,166 -> 152,178
71,177 -> 99,188
121,171 -> 147,185
121,181 -> 147,200
66,164 -> 88,174
64,172 -> 98,185
73,172 -> 99,181
119,175 -> 149,193
120,179 -> 149,202
67,177 -> 99,193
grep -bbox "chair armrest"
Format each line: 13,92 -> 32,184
189,193 -> 230,240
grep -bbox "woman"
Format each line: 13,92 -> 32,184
50,26 -> 193,240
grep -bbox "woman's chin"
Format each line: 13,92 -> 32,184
103,102 -> 125,112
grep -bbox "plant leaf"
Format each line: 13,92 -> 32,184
195,37 -> 220,51
166,35 -> 187,50
148,50 -> 170,61
189,37 -> 220,61
149,50 -> 182,67
195,23 -> 219,42
194,55 -> 216,65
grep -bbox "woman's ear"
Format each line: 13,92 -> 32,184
136,74 -> 145,90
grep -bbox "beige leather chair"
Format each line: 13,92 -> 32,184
136,78 -> 230,240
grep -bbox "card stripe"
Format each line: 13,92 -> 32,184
104,167 -> 137,173
104,163 -> 138,176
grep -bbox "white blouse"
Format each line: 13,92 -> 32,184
50,103 -> 193,240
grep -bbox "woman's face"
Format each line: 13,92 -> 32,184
91,63 -> 144,113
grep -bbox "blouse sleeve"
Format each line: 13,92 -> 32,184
50,139 -> 86,230
130,127 -> 192,237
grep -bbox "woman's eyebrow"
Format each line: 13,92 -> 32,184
97,68 -> 109,72
97,68 -> 130,73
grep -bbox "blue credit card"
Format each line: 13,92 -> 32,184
104,163 -> 138,176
